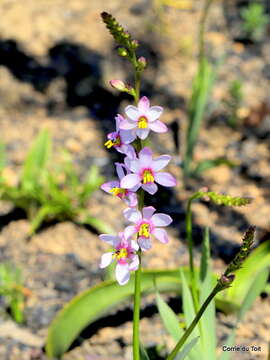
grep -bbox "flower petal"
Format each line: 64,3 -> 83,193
151,213 -> 172,227
116,263 -> 130,285
152,228 -> 169,243
148,120 -> 168,133
124,225 -> 137,239
147,106 -> 163,122
138,237 -> 152,251
115,163 -> 126,180
142,206 -> 156,219
154,172 -> 177,187
100,181 -> 119,193
123,207 -> 142,222
125,192 -> 138,207
120,130 -> 136,144
124,158 -> 140,173
119,118 -> 137,130
99,252 -> 113,268
142,182 -> 158,194
136,128 -> 150,140
99,234 -> 120,246
129,255 -> 139,271
131,240 -> 139,251
125,105 -> 140,121
138,147 -> 153,167
152,155 -> 171,171
138,96 -> 150,112
120,174 -> 141,189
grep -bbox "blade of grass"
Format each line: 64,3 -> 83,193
199,228 -> 216,360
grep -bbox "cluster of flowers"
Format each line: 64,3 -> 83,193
99,96 -> 177,285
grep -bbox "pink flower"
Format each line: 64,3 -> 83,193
123,206 -> 172,250
99,232 -> 139,285
120,147 -> 177,195
101,163 -> 138,207
104,114 -> 136,157
119,96 -> 167,140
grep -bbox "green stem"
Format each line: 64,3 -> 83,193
167,284 -> 221,360
133,249 -> 142,360
185,196 -> 199,311
132,65 -> 143,359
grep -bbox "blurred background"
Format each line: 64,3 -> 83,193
0,0 -> 269,359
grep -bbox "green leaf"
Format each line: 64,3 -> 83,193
21,129 -> 51,190
156,291 -> 183,342
180,269 -> 200,360
46,268 -> 236,358
175,337 -> 200,360
184,57 -> 216,175
46,269 -> 183,358
227,239 -> 270,302
30,205 -> 63,235
140,343 -> 150,360
237,268 -> 269,322
193,157 -> 236,175
199,228 -> 216,360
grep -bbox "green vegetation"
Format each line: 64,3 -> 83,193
0,263 -> 26,323
241,3 -> 269,42
0,129 -> 112,236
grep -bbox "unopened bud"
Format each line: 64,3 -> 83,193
110,79 -> 127,92
118,47 -> 128,57
131,39 -> 139,49
219,274 -> 235,287
137,56 -> 147,71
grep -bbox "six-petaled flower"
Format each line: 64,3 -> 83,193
104,114 -> 136,157
99,232 -> 139,285
119,96 -> 167,139
123,206 -> 173,250
101,163 -> 138,207
120,147 -> 177,194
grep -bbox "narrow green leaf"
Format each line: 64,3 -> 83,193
175,337 -> 200,360
180,269 -> 200,360
237,268 -> 269,322
156,291 -> 183,342
22,129 -> 51,189
199,228 -> 216,360
140,343 -> 150,360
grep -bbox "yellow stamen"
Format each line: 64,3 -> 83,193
110,187 -> 126,196
143,170 -> 154,184
113,248 -> 128,260
138,116 -> 148,129
104,136 -> 121,149
138,223 -> 150,237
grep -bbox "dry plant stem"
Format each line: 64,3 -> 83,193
167,283 -> 221,360
132,69 -> 143,360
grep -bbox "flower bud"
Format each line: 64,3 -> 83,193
137,56 -> 147,71
110,79 -> 127,92
118,47 -> 128,57
131,39 -> 139,49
